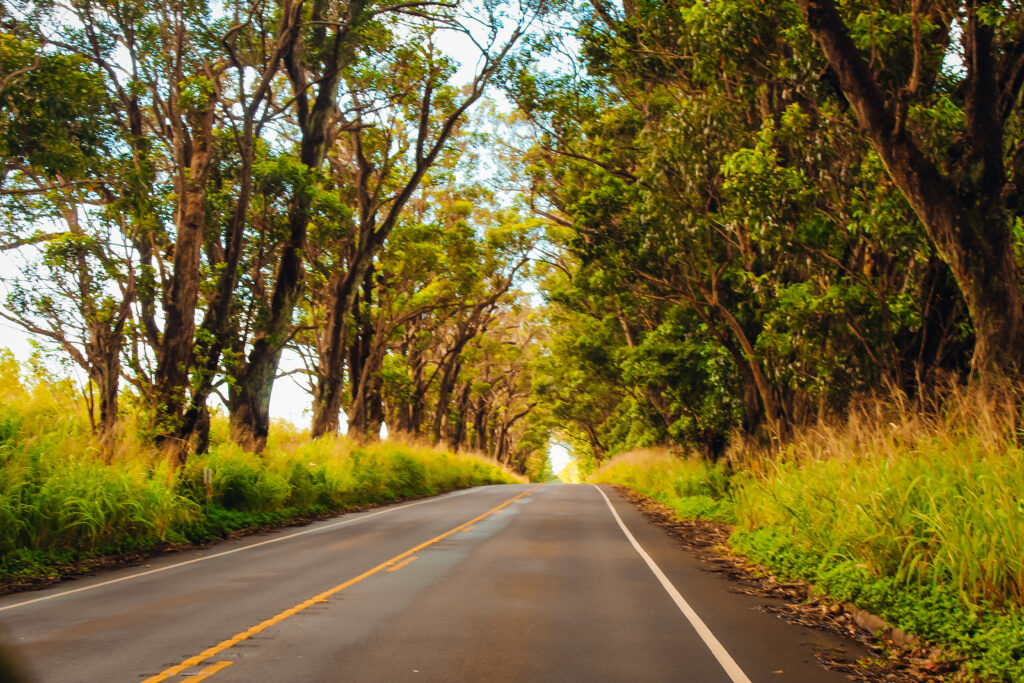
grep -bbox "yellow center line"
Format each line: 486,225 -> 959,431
386,555 -> 418,572
181,661 -> 232,682
460,525 -> 475,533
141,485 -> 540,683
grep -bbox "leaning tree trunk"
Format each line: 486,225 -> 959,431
232,120 -> 329,451
312,255 -> 375,437
231,0 -> 366,450
798,0 -> 1024,380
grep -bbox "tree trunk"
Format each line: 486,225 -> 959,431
58,195 -> 129,444
94,343 -> 120,436
86,328 -> 122,451
311,255 -> 375,436
798,0 -> 1024,379
364,373 -> 386,438
232,138 -> 324,452
348,336 -> 388,438
430,357 -> 463,444
472,401 -> 490,452
229,350 -> 280,451
153,89 -> 216,460
231,1 -> 366,450
449,382 -> 472,449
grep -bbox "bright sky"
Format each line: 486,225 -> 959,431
549,443 -> 571,473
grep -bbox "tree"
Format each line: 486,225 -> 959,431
227,0 -> 371,450
513,0 -> 974,459
307,9 -> 536,438
0,30 -> 129,437
797,0 -> 1024,379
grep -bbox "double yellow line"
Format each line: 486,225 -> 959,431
143,485 -> 541,683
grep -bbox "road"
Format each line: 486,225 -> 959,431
0,484 -> 865,682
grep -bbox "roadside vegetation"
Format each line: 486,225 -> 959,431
592,389 -> 1024,681
0,352 -> 520,586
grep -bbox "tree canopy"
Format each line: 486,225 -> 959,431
2,0 -> 1021,473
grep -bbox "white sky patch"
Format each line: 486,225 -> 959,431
548,442 -> 571,473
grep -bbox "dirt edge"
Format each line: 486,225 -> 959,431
611,485 -> 966,683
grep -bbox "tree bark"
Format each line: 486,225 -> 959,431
798,0 -> 1024,379
311,246 -> 376,436
448,381 -> 473,449
178,4 -> 302,448
344,270 -> 387,438
431,354 -> 464,444
88,326 -> 123,438
231,0 -> 367,451
152,84 -> 217,461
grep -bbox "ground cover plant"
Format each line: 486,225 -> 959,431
0,352 -> 520,585
591,390 -> 1024,682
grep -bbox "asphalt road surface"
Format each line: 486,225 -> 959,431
0,484 -> 866,682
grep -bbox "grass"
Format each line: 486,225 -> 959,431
590,449 -> 735,522
0,350 -> 522,584
590,388 -> 1024,682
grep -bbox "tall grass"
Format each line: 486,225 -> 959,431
0,351 -> 521,582
590,388 -> 1024,681
730,389 -> 1024,610
591,449 -> 734,522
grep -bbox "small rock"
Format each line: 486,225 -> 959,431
847,604 -> 889,634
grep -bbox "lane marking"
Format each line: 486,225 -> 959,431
181,661 -> 232,682
141,485 -> 541,683
0,487 -> 480,614
592,485 -> 752,683
386,556 -> 418,572
460,525 -> 475,533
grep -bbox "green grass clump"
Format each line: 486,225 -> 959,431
728,394 -> 1024,681
0,351 -> 521,583
590,449 -> 735,523
730,527 -> 1024,681
734,436 -> 1024,609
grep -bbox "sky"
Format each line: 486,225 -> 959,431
549,443 -> 571,474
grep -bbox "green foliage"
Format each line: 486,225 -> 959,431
524,0 -> 972,465
0,353 -> 519,583
590,449 -> 735,523
0,34 -> 112,178
730,529 -> 1024,681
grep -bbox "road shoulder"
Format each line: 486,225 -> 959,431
606,484 -> 953,682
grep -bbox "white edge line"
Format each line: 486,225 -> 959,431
0,486 -> 483,613
592,484 -> 752,683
